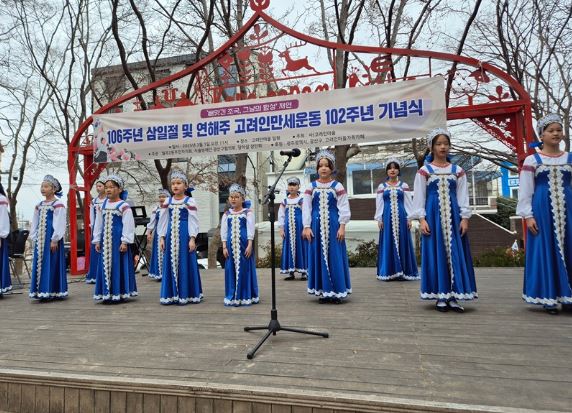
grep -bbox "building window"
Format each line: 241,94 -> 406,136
510,187 -> 519,198
350,168 -> 386,195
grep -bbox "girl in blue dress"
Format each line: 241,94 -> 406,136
375,158 -> 419,281
302,150 -> 352,304
517,114 -> 572,315
278,177 -> 307,280
221,183 -> 259,306
158,171 -> 203,304
145,188 -> 170,281
0,183 -> 11,296
29,175 -> 68,300
86,177 -> 106,284
411,129 -> 476,313
92,175 -> 138,302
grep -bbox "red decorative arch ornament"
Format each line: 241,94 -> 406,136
68,4 -> 533,275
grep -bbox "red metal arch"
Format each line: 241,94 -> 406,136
68,3 -> 533,275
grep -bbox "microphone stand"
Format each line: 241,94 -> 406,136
244,151 -> 328,359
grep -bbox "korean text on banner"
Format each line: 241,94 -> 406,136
92,77 -> 446,163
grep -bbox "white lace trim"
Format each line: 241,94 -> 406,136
155,212 -> 164,280
224,296 -> 259,306
34,205 -> 51,292
93,291 -> 138,301
389,187 -> 401,259
30,291 -> 68,299
160,294 -> 203,304
522,294 -> 572,305
280,268 -> 307,274
377,272 -> 419,281
168,204 -> 183,292
433,173 -> 455,286
101,208 -> 115,295
420,291 -> 477,300
229,213 -> 244,301
147,273 -> 162,280
307,288 -> 352,298
546,165 -> 568,273
312,186 -> 337,287
286,204 -> 298,264
317,188 -> 332,275
85,279 -> 96,284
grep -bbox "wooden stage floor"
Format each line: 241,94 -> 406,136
0,267 -> 570,412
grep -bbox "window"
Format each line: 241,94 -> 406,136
511,188 -> 519,199
352,170 -> 373,195
350,168 -> 390,195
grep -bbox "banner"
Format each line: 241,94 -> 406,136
92,77 -> 446,162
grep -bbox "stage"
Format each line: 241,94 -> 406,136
0,267 -> 570,413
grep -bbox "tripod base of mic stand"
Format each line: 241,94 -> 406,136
244,310 -> 329,359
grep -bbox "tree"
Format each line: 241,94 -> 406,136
466,0 -> 572,151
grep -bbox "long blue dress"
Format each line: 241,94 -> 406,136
375,182 -> 419,281
147,207 -> 163,281
160,196 -> 203,304
415,164 -> 477,301
0,196 -> 11,295
94,200 -> 138,302
222,207 -> 259,306
303,181 -> 352,299
279,196 -> 307,275
86,196 -> 104,284
520,152 -> 572,305
29,200 -> 68,299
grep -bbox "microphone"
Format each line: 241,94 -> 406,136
279,148 -> 301,157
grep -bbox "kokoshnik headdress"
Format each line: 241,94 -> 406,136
385,157 -> 402,169
536,113 -> 563,136
229,183 -> 246,197
169,169 -> 188,185
158,188 -> 170,197
43,175 -> 63,198
426,128 -> 451,149
315,150 -> 335,167
286,177 -> 301,186
105,174 -> 128,200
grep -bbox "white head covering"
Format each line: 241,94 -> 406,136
385,157 -> 402,169
105,174 -> 125,190
426,128 -> 451,149
315,150 -> 335,167
286,177 -> 300,185
536,113 -> 563,136
169,169 -> 188,185
43,175 -> 62,194
229,183 -> 246,197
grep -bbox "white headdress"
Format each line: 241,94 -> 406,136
105,174 -> 125,190
385,157 -> 402,169
426,128 -> 451,149
169,169 -> 188,185
43,175 -> 62,194
286,177 -> 300,185
158,188 -> 170,197
229,183 -> 246,197
315,150 -> 335,167
537,113 -> 563,136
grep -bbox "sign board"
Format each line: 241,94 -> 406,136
92,77 -> 446,162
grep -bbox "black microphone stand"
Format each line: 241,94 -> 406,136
244,151 -> 328,359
